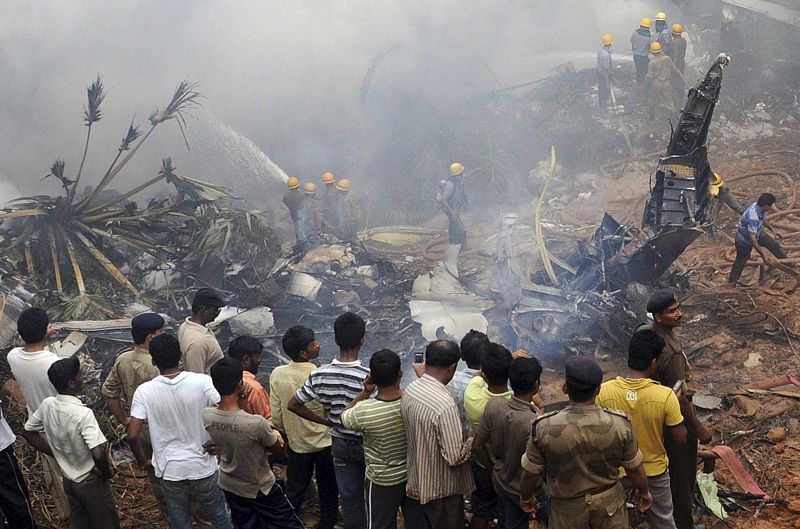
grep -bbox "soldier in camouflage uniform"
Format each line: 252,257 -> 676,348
519,356 -> 652,529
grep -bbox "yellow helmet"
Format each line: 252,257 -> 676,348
287,176 -> 300,189
322,171 -> 335,184
671,23 -> 683,34
711,172 -> 724,185
336,178 -> 350,191
640,17 -> 652,28
650,42 -> 662,54
449,162 -> 465,176
655,12 -> 667,21
602,34 -> 613,46
303,182 -> 317,194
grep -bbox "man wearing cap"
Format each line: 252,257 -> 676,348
102,312 -> 168,516
638,290 -> 712,529
320,172 -> 341,235
178,288 -> 225,375
519,356 -> 651,529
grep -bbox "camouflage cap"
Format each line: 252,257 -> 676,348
565,356 -> 603,389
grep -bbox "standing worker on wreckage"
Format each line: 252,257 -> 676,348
283,176 -> 307,250
727,193 -> 788,285
631,18 -> 653,84
437,163 -> 468,277
320,171 -> 341,235
645,42 -> 674,123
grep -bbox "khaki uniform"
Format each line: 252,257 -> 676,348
521,405 -> 643,529
338,191 -> 363,242
646,54 -> 674,120
638,323 -> 694,396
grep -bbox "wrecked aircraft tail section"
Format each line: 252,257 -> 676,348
514,55 -> 731,356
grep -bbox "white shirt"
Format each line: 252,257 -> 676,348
130,371 -> 220,481
24,394 -> 107,482
0,401 -> 16,451
7,347 -> 59,416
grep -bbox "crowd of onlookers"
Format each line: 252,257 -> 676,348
0,287 -> 706,529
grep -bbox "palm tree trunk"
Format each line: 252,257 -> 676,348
69,124 -> 93,203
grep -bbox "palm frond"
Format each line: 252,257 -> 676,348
167,171 -> 236,203
119,119 -> 141,151
149,80 -> 201,149
43,160 -> 73,193
83,76 -> 105,125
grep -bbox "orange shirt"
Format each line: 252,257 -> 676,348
242,371 -> 271,420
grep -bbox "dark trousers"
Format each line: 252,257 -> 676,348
497,490 -> 549,529
665,421 -> 697,529
286,445 -> 338,529
364,479 -> 406,529
728,234 -> 786,284
224,477 -> 304,529
470,460 -> 498,521
0,445 -> 36,529
331,437 -> 367,529
446,211 -> 467,245
63,472 -> 120,529
597,72 -> 610,108
634,54 -> 650,83
403,495 -> 464,529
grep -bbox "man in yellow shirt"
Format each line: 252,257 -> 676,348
597,330 -> 687,529
270,326 -> 337,529
463,344 -> 513,529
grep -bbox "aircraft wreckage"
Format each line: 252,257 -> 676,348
506,54 -> 732,356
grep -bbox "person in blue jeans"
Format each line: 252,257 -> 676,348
728,192 -> 787,285
289,312 -> 370,529
128,334 -> 233,529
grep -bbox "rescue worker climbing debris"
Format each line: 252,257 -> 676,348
597,34 -> 614,109
436,162 -> 469,277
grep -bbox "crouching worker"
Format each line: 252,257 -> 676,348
204,358 -> 304,529
24,356 -> 120,529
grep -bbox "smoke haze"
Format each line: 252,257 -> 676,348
1,0 -> 667,205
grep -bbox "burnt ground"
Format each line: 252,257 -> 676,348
3,118 -> 800,529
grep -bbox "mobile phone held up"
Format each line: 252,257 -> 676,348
414,352 -> 424,364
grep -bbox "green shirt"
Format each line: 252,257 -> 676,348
341,397 -> 406,486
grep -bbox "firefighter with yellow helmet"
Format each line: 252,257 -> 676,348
336,178 -> 363,242
320,171 -> 341,234
631,18 -> 653,83
645,41 -> 674,121
709,172 -> 743,221
283,176 -> 307,246
436,162 -> 469,276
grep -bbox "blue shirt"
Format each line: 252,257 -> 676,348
597,47 -> 612,73
631,28 -> 653,56
736,203 -> 765,246
657,29 -> 672,54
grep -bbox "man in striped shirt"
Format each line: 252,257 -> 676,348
402,340 -> 475,529
341,349 -> 407,529
288,312 -> 370,529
